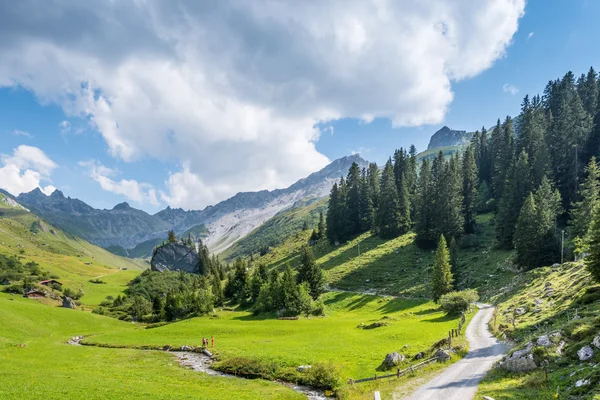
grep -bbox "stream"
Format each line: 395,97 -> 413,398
68,336 -> 331,399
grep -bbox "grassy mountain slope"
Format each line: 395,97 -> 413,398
221,198 -> 328,261
0,193 -> 146,306
417,144 -> 468,163
257,213 -> 515,301
478,262 -> 600,399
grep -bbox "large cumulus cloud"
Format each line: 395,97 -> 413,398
0,0 -> 525,209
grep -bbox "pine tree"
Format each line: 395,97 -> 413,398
167,230 -> 177,243
462,145 -> 478,233
407,145 -> 418,218
211,273 -> 224,306
517,95 -> 549,186
415,158 -> 434,245
367,162 -> 380,210
449,236 -> 460,286
326,183 -> 340,244
474,127 -> 492,185
358,168 -> 375,231
577,66 -> 598,117
491,117 -> 515,200
496,151 -> 533,249
436,154 -> 464,241
337,177 -> 350,240
346,162 -> 362,236
431,235 -> 454,302
296,245 -> 325,300
585,204 -> 600,283
570,157 -> 600,240
376,159 -> 402,238
514,194 -> 540,269
317,211 -> 325,239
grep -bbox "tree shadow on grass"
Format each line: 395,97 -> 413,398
422,313 -> 456,323
377,298 -> 426,314
318,234 -> 383,272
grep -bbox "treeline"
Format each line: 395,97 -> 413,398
326,67 -> 600,278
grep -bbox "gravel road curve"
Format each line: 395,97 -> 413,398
406,303 -> 507,400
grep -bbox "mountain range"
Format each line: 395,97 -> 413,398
16,154 -> 369,257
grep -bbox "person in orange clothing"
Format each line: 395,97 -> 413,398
211,336 -> 215,347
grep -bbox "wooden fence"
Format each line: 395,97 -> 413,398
348,357 -> 438,385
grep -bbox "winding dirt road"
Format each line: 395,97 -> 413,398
406,304 -> 506,400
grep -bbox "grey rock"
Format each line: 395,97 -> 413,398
537,335 -> 551,347
502,353 -> 537,372
382,352 -> 405,368
514,307 -> 526,316
578,345 -> 594,361
297,365 -> 312,372
62,296 -> 75,309
482,397 -> 496,400
575,379 -> 590,387
593,334 -> 600,350
435,349 -> 451,362
414,352 -> 424,360
556,341 -> 566,355
151,243 -> 202,274
427,126 -> 473,150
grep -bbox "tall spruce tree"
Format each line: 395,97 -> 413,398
514,194 -> 541,269
358,168 -> 375,231
462,145 -> 478,233
496,151 -> 533,249
415,158 -> 434,245
585,204 -> 600,283
491,118 -> 515,200
407,145 -> 418,218
474,127 -> 492,185
326,183 -> 340,244
431,235 -> 454,302
376,159 -> 402,238
346,162 -> 362,236
296,245 -> 325,300
317,211 -> 325,240
449,236 -> 460,286
337,177 -> 350,240
518,95 -> 549,186
436,154 -> 464,241
570,157 -> 600,240
367,162 -> 380,210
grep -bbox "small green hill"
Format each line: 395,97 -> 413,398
221,198 -> 327,261
0,193 -> 146,306
417,144 -> 468,163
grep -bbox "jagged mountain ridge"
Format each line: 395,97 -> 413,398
16,154 -> 369,255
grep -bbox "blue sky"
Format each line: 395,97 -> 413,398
1,0 -> 599,213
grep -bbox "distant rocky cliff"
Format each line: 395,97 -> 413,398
150,242 -> 200,273
427,126 -> 473,150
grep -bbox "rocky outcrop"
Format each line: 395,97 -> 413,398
151,243 -> 200,273
501,342 -> 537,372
62,296 -> 75,309
577,345 -> 594,361
435,349 -> 451,362
427,126 -> 473,150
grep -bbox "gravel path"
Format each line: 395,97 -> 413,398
405,303 -> 507,400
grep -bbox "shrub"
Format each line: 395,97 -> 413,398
440,289 -> 479,315
89,278 -> 106,284
304,362 -> 340,390
63,287 -> 84,300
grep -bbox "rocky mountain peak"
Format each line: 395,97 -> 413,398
112,202 -> 132,211
427,126 -> 473,150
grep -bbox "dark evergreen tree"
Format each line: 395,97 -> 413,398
517,95 -> 549,186
514,194 -> 540,269
358,168 -> 375,231
376,159 -> 402,238
346,162 -> 362,235
474,127 -> 492,185
436,154 -> 464,241
167,230 -> 177,243
462,145 -> 478,233
491,117 -> 515,200
431,235 -> 454,302
367,162 -> 380,210
326,183 -> 340,244
585,204 -> 600,283
449,236 -> 460,286
496,151 -> 533,249
415,158 -> 434,245
317,211 -> 325,239
407,145 -> 418,218
296,245 -> 325,300
570,157 -> 600,240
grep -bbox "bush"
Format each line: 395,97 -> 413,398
63,287 -> 84,300
89,278 -> 106,284
304,362 -> 340,390
440,289 -> 479,315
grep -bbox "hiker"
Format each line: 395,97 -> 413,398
202,337 -> 207,348
211,336 -> 215,347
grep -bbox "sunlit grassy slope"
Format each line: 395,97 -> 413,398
0,194 -> 146,306
477,262 -> 600,399
258,213 -> 515,301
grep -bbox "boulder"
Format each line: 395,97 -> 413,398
62,296 -> 75,309
434,349 -> 451,362
297,365 -> 312,372
575,379 -> 590,387
514,307 -> 526,316
482,397 -> 496,400
593,334 -> 600,350
414,352 -> 424,360
577,345 -> 594,361
537,335 -> 551,347
556,341 -> 566,355
501,353 -> 537,372
151,242 -> 202,274
382,352 -> 404,368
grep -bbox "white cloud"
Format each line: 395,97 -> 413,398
0,145 -> 57,196
12,129 -> 32,138
79,160 -> 159,206
502,83 -> 519,95
0,0 -> 525,209
527,31 -> 534,40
